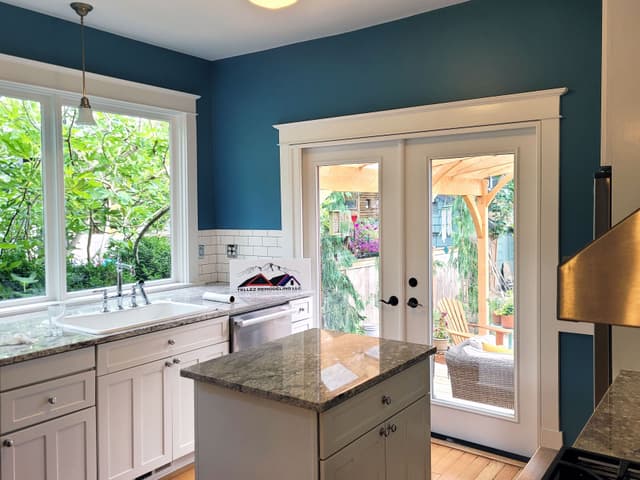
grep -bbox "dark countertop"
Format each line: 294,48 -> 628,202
181,328 -> 435,412
0,285 -> 312,366
574,369 -> 640,463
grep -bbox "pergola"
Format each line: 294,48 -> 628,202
432,154 -> 514,326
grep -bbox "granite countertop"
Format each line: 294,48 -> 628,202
574,370 -> 640,462
181,328 -> 435,412
0,285 -> 312,367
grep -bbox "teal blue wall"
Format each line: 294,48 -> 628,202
209,0 -> 601,443
0,1 -> 213,230
0,0 -> 602,446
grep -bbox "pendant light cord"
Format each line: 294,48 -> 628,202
80,14 -> 87,98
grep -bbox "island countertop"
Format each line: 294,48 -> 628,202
181,328 -> 435,412
574,369 -> 640,463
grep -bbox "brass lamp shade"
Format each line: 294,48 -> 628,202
558,208 -> 640,326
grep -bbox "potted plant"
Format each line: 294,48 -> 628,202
488,296 -> 503,326
498,292 -> 515,328
433,311 -> 449,352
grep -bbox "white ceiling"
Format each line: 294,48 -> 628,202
4,0 -> 469,60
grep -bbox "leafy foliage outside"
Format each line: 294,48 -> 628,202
0,96 -> 172,301
320,192 -> 365,334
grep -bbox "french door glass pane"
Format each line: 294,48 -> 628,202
62,107 -> 172,292
0,95 -> 45,301
431,154 -> 515,416
318,163 -> 380,335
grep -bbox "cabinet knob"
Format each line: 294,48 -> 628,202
47,396 -> 57,405
379,426 -> 388,438
168,339 -> 176,346
381,395 -> 392,406
172,358 -> 181,364
390,423 -> 397,433
3,439 -> 14,447
165,361 -> 173,367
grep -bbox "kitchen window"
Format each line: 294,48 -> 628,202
0,66 -> 198,310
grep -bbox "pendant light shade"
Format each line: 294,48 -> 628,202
70,2 -> 96,126
249,0 -> 298,9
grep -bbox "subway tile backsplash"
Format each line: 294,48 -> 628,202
197,229 -> 284,283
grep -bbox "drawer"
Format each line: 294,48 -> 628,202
0,370 -> 95,434
97,316 -> 228,375
0,347 -> 95,392
290,297 -> 312,322
319,360 -> 428,459
291,319 -> 311,334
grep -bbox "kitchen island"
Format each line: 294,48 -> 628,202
181,328 -> 435,480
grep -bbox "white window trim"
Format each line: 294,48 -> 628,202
0,53 -> 200,314
274,88 -> 590,450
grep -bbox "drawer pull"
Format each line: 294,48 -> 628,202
379,426 -> 388,438
165,361 -> 173,367
3,439 -> 14,448
381,395 -> 392,406
298,307 -> 306,313
47,396 -> 57,405
390,423 -> 397,433
172,358 -> 181,364
168,339 -> 176,346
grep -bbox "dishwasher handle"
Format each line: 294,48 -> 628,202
233,308 -> 297,328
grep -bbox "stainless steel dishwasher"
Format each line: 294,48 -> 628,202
230,304 -> 296,352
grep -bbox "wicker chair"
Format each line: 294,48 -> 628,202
444,338 -> 514,409
437,297 -> 512,346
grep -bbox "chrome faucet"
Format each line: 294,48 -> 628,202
115,257 -> 135,310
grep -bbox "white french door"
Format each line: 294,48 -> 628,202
405,126 -> 539,456
302,125 -> 540,456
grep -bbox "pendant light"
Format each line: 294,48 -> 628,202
70,2 -> 96,126
249,0 -> 298,9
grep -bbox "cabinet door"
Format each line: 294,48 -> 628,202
98,359 -> 171,480
1,407 -> 96,480
320,424 -> 386,480
172,342 -> 228,459
385,397 -> 429,480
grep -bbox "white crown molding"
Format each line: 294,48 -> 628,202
274,88 -> 568,146
0,52 -> 199,114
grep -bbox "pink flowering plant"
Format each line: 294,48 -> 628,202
351,218 -> 380,258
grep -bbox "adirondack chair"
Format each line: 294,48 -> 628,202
437,297 -> 512,346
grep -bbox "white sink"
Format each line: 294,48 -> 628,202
56,301 -> 210,335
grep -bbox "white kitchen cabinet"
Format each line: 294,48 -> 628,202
171,342 -> 227,459
321,397 -> 428,480
290,296 -> 314,332
98,358 -> 172,480
97,342 -> 229,480
1,407 -> 97,480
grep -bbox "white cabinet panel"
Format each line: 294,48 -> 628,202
386,397 -> 429,480
0,407 -> 96,480
320,425 -> 386,480
172,343 -> 228,459
98,359 -> 171,480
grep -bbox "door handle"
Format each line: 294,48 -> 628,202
380,296 -> 399,306
407,297 -> 423,308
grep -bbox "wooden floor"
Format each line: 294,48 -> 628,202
162,440 -> 524,480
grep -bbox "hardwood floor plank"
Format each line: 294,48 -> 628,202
162,441 -> 523,480
475,460 -> 510,480
494,464 -> 521,480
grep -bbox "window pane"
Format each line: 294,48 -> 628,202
0,96 -> 45,301
62,107 -> 172,292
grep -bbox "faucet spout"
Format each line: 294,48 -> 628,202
115,257 -> 135,310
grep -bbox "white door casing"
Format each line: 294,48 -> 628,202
275,89 -> 569,450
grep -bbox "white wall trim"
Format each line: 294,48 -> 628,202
275,87 -> 567,450
0,52 -> 200,114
